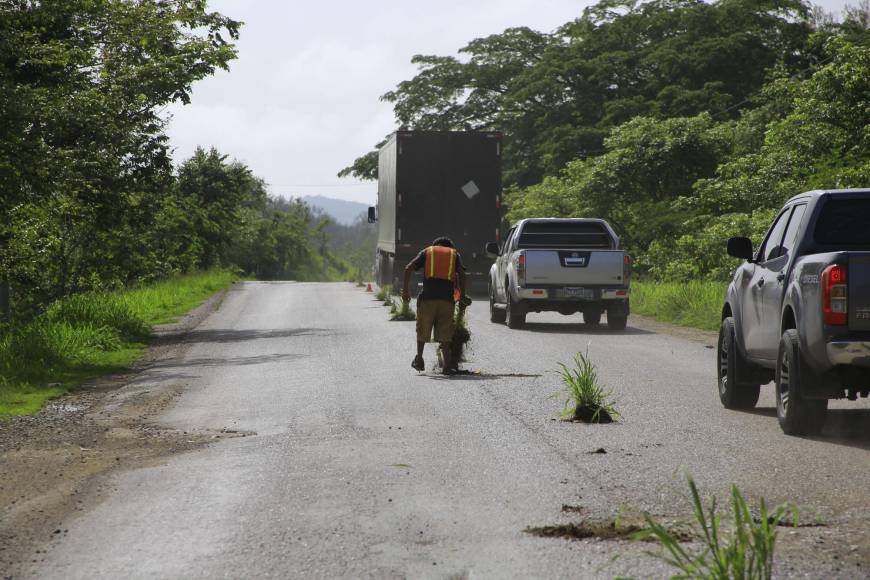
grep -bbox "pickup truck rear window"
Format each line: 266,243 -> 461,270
815,198 -> 870,246
517,222 -> 613,249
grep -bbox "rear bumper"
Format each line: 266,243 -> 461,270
516,286 -> 629,300
826,341 -> 870,367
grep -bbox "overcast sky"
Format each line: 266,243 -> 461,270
165,0 -> 853,206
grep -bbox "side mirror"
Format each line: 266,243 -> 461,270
485,242 -> 500,259
367,206 -> 377,224
727,237 -> 753,261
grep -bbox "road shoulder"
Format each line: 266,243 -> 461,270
0,287 -> 239,577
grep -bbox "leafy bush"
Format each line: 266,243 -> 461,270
636,474 -> 794,579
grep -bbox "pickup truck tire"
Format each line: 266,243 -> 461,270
717,317 -> 761,409
607,313 -> 628,331
584,311 -> 602,327
505,294 -> 525,328
776,329 -> 827,436
489,286 -> 506,323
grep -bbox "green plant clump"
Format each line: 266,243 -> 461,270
390,301 -> 416,321
636,474 -> 795,579
375,285 -> 391,302
631,280 -> 725,332
553,350 -> 619,423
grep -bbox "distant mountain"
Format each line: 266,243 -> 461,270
300,195 -> 368,225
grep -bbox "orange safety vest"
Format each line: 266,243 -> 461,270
424,245 -> 457,281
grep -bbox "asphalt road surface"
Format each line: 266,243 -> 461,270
30,282 -> 870,579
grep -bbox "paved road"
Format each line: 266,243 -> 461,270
32,282 -> 870,579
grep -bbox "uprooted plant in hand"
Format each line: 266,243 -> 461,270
552,349 -> 619,423
634,473 -> 796,579
449,299 -> 471,364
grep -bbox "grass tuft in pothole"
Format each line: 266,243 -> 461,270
390,301 -> 416,321
551,349 -> 619,423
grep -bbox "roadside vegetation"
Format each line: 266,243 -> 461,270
553,350 -> 619,423
0,2 -> 357,326
637,474 -> 794,580
631,281 -> 724,332
343,0 -> 870,330
0,271 -> 236,418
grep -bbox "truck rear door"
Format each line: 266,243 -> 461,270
516,221 -> 625,287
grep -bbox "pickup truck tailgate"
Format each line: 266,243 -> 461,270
850,255 -> 870,330
524,250 -> 625,286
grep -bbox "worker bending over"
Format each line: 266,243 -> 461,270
401,237 -> 466,374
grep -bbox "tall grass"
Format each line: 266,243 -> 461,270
636,474 -> 794,579
0,270 -> 236,417
552,350 -> 619,423
631,280 -> 725,331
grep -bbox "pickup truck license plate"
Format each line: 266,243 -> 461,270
562,287 -> 592,299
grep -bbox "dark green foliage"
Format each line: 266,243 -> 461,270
0,3 -> 349,318
346,0 -> 870,282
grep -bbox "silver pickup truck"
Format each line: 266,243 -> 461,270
485,218 -> 630,330
719,189 -> 870,435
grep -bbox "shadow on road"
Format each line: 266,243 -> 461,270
426,372 -> 543,381
154,352 -> 309,370
158,327 -> 333,346
740,406 -> 870,450
516,322 -> 653,336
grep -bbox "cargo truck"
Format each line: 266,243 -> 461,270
368,131 -> 502,293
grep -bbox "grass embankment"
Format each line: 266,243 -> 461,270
631,280 -> 725,332
0,270 -> 237,418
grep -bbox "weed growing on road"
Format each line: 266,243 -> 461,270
635,474 -> 794,579
375,285 -> 391,302
553,350 -> 619,423
390,301 -> 416,321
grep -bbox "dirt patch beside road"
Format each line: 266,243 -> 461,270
0,289 -> 243,578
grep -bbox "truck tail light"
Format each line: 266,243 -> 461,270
516,252 -> 526,286
821,264 -> 847,325
623,254 -> 631,285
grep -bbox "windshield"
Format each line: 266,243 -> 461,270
814,197 -> 870,246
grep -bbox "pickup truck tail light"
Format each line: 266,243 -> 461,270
821,264 -> 847,325
623,254 -> 631,285
516,252 -> 526,286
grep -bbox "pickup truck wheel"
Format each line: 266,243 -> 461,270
776,329 -> 827,436
584,310 -> 601,327
717,317 -> 760,409
489,286 -> 506,323
505,294 -> 525,328
607,314 -> 627,331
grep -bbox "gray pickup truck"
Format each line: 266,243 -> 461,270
485,218 -> 631,330
719,189 -> 870,435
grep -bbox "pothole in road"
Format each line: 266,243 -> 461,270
525,517 -> 693,543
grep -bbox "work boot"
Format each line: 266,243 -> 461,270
411,355 -> 425,372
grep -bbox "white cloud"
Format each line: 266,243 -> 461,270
166,0 -> 855,205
